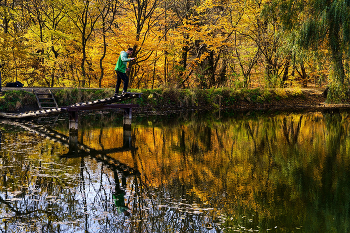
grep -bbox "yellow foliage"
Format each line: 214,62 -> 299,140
0,0 -> 333,88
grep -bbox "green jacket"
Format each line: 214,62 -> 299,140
115,51 -> 132,73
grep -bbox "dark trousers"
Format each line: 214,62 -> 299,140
115,70 -> 129,93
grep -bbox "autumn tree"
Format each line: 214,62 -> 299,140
22,0 -> 68,87
65,0 -> 102,87
0,0 -> 29,85
0,0 -> 335,90
273,0 -> 350,98
237,0 -> 293,88
109,0 -> 164,88
160,0 -> 242,88
96,0 -> 118,88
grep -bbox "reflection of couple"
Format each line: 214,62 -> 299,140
112,171 -> 130,216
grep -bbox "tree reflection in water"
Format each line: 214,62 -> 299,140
0,118 -> 218,232
3,110 -> 350,232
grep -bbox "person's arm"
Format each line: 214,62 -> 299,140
121,51 -> 132,62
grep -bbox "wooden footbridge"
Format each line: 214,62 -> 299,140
1,119 -> 139,176
0,92 -> 142,119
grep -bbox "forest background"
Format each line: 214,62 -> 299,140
1,0 -> 350,101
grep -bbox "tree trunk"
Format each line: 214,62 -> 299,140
329,19 -> 345,84
180,43 -> 189,88
300,62 -> 307,87
282,55 -> 291,86
99,23 -> 107,88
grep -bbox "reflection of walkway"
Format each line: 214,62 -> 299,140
0,119 -> 141,231
0,119 -> 221,232
0,119 -> 139,176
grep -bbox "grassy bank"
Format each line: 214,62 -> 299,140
0,87 -> 311,112
135,88 -> 306,110
0,90 -> 37,112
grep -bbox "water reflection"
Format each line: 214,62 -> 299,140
113,170 -> 129,216
0,114 -> 218,232
2,111 -> 350,232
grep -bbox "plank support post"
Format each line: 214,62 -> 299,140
69,110 -> 78,153
69,130 -> 78,153
123,108 -> 132,148
123,126 -> 132,149
69,111 -> 78,131
123,108 -> 132,131
68,111 -> 78,153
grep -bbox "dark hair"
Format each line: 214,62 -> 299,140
127,48 -> 133,51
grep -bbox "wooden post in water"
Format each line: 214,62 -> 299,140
68,110 -> 79,153
69,111 -> 78,131
123,108 -> 132,131
123,127 -> 132,148
123,108 -> 132,148
69,130 -> 78,153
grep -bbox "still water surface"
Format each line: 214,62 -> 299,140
0,111 -> 350,232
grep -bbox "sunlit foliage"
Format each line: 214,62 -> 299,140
1,0 -> 348,96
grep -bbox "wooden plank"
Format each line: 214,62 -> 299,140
0,92 -> 142,119
63,104 -> 139,111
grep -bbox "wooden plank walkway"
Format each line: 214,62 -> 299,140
0,92 -> 142,119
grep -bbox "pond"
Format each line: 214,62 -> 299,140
0,110 -> 350,232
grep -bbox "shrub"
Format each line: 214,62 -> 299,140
0,90 -> 36,111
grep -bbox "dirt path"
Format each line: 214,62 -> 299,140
249,88 -> 350,111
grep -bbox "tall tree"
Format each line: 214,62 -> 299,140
273,0 -> 350,97
300,0 -> 348,84
66,0 -> 102,87
22,0 -> 73,87
0,0 -> 31,84
96,0 -> 118,88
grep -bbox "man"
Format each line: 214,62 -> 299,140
114,48 -> 135,96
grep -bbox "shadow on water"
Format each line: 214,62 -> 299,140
2,109 -> 350,232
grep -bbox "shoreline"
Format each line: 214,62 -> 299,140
2,87 -> 350,114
